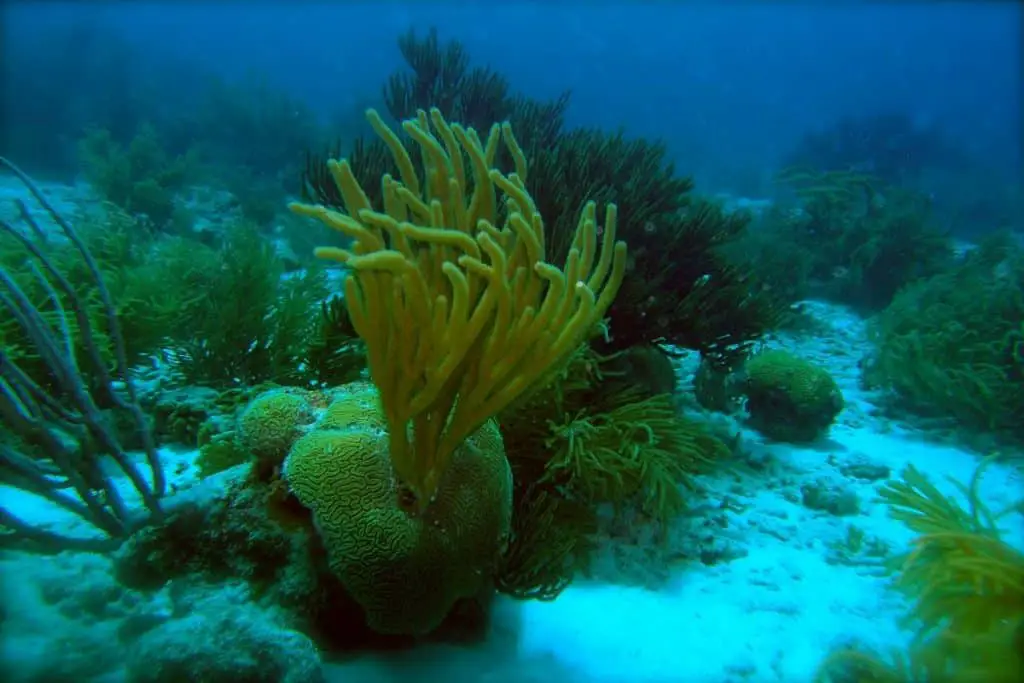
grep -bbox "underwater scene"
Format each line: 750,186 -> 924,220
0,2 -> 1022,682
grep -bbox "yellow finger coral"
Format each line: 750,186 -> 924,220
284,387 -> 512,635
290,107 -> 627,511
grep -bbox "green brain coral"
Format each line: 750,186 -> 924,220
744,349 -> 844,442
315,381 -> 386,432
237,388 -> 315,468
283,386 -> 513,635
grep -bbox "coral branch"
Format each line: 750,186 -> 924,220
0,156 -> 165,552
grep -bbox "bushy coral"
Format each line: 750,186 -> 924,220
302,28 -> 782,369
496,344 -> 731,598
166,222 -> 330,387
815,455 -> 1024,682
283,385 -> 513,635
607,197 -> 788,366
303,27 -> 567,213
865,232 -> 1024,436
743,349 -> 844,442
300,295 -> 367,388
0,204 -> 210,389
744,169 -> 953,311
383,27 -> 569,160
541,394 -> 728,523
784,112 -> 965,187
78,123 -> 195,231
0,205 -> 350,394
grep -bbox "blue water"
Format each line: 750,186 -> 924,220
4,1 -> 1020,194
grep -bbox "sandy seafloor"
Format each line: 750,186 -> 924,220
0,178 -> 1021,683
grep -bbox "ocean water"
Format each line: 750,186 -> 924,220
1,2 -> 1022,682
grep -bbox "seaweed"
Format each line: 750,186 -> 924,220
865,231 -> 1024,436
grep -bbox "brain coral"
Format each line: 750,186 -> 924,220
744,349 -> 844,442
283,388 -> 513,635
314,381 -> 386,432
238,389 -> 315,468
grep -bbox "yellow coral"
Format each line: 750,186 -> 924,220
290,108 -> 626,510
815,455 -> 1024,682
283,394 -> 512,635
880,458 -> 1024,651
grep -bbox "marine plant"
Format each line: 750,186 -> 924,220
285,106 -> 626,633
78,123 -> 195,231
815,454 -> 1024,682
0,157 -> 165,552
748,168 -> 954,311
166,222 -> 330,388
865,232 -> 1024,437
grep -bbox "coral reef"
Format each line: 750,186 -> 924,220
8,19 -> 1018,683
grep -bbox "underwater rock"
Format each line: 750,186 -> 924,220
837,457 -> 891,482
113,466 -> 308,594
125,590 -> 324,683
149,386 -> 222,448
111,460 -> 493,650
800,478 -> 860,516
